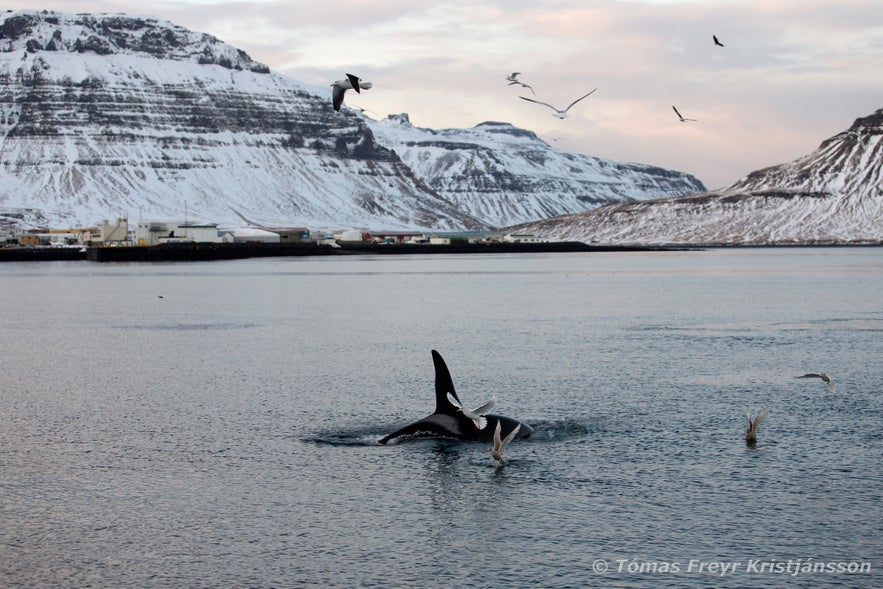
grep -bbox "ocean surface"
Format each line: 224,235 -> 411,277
1,247 -> 881,588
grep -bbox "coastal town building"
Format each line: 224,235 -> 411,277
135,221 -> 220,245
220,228 -> 281,243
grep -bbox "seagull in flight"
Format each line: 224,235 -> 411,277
745,410 -> 769,447
506,72 -> 535,95
491,421 -> 521,466
330,73 -> 372,112
447,392 -> 495,430
672,105 -> 698,123
796,373 -> 835,391
713,34 -> 725,47
520,88 -> 597,119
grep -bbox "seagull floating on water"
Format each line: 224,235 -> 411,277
330,73 -> 372,112
796,373 -> 835,391
713,34 -> 725,47
745,410 -> 769,446
447,392 -> 495,430
491,421 -> 521,466
520,88 -> 597,119
506,72 -> 535,95
672,105 -> 698,123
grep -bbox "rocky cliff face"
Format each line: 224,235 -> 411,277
0,10 -> 703,232
508,110 -> 883,244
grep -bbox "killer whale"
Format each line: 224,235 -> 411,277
378,350 -> 534,444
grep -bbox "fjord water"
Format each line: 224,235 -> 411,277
1,248 -> 881,588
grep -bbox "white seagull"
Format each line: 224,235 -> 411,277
520,88 -> 597,119
330,73 -> 372,112
796,373 -> 835,391
506,72 -> 535,95
447,392 -> 495,430
745,410 -> 769,446
491,421 -> 521,466
672,105 -> 697,122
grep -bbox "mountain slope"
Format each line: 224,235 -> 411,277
0,10 -> 704,232
509,109 -> 883,244
368,114 -> 705,228
0,10 -> 484,231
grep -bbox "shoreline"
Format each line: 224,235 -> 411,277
0,241 -> 879,263
0,241 -> 678,262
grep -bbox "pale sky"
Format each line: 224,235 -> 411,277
7,0 -> 882,189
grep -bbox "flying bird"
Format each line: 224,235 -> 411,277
796,373 -> 835,391
745,410 -> 769,447
713,34 -> 725,47
491,421 -> 521,466
519,88 -> 597,119
447,392 -> 495,430
672,105 -> 698,122
330,73 -> 372,112
506,72 -> 535,95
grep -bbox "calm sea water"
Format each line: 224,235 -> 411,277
1,248 -> 881,588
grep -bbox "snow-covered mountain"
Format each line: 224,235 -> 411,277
368,114 -> 705,228
509,109 -> 883,245
0,10 -> 703,232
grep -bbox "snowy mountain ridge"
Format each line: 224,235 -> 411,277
0,10 -> 703,232
368,114 -> 705,228
508,109 -> 883,245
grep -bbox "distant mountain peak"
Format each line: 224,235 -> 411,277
0,10 -> 270,73
381,113 -> 414,128
508,108 -> 883,245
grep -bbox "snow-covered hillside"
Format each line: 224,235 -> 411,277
509,109 -> 883,245
0,10 -> 709,233
368,114 -> 704,228
0,10 -> 483,231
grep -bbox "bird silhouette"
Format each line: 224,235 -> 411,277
672,105 -> 698,122
713,34 -> 725,47
520,88 -> 597,119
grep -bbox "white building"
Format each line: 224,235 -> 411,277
135,222 -> 221,245
503,233 -> 542,243
219,228 -> 281,243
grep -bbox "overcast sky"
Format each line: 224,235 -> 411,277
8,0 -> 882,189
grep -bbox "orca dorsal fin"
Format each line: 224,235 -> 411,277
431,350 -> 460,414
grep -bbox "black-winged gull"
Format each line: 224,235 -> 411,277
330,73 -> 372,112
